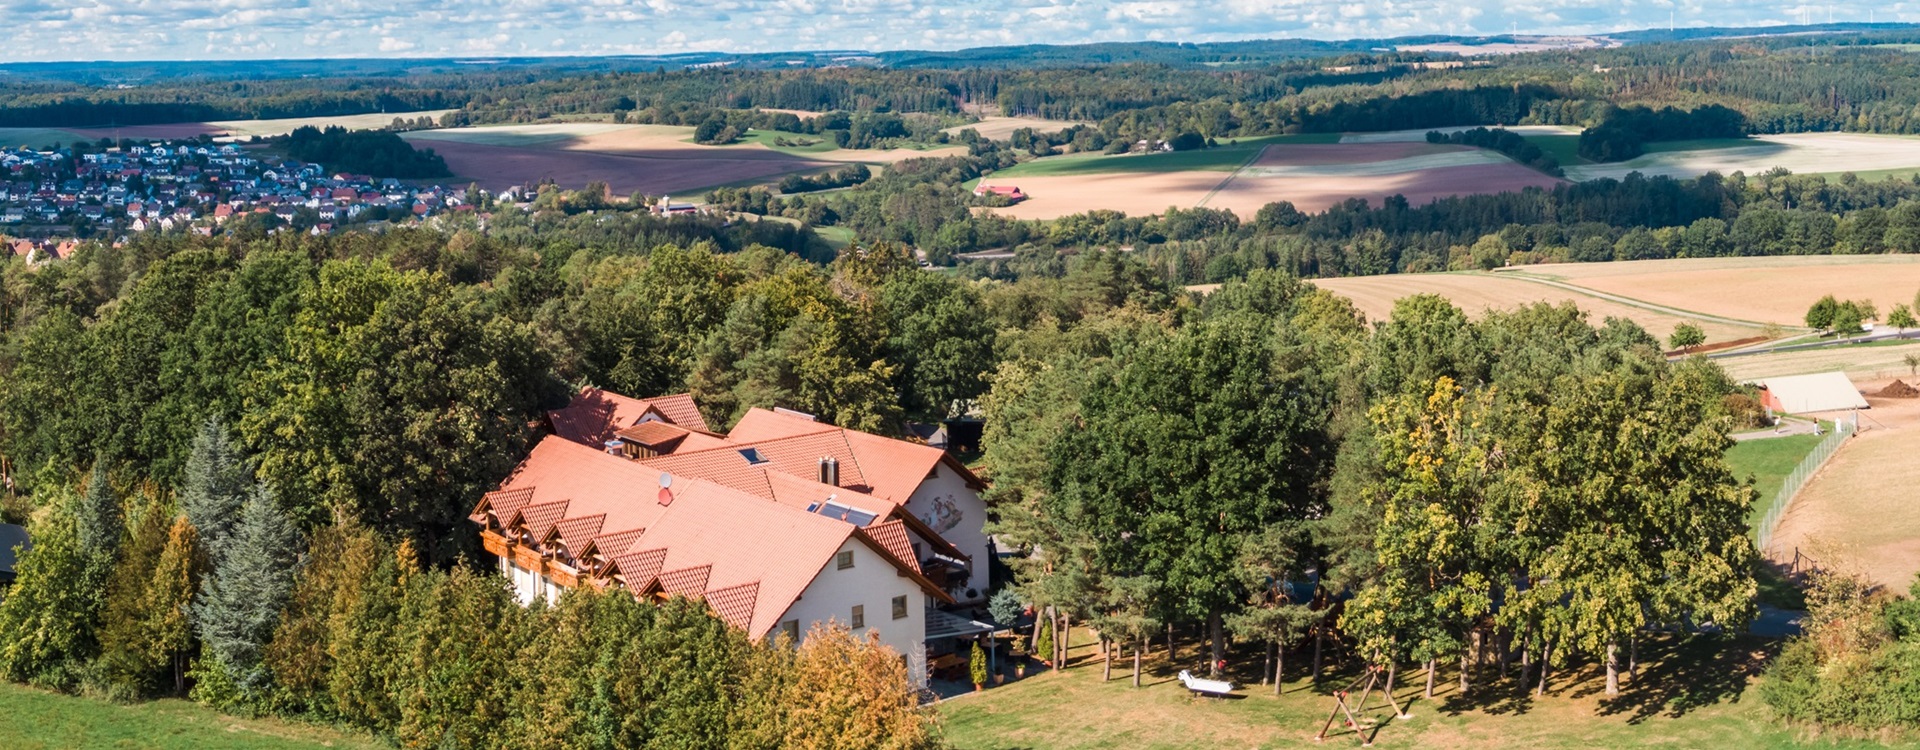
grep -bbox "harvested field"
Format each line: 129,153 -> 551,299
1309,272 -> 1763,343
1716,339 -> 1920,381
1520,255 -> 1920,328
979,171 -> 1235,221
944,116 -> 1087,140
1339,125 -> 1580,144
415,139 -> 830,195
405,123 -> 648,149
1563,132 -> 1920,181
68,110 -> 456,141
1207,152 -> 1564,214
1768,386 -> 1920,589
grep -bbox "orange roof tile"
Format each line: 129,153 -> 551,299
473,487 -> 535,526
585,528 -> 647,561
547,388 -> 713,447
616,421 -> 691,448
611,547 -> 668,583
500,436 -> 677,537
550,514 -> 606,552
657,565 -> 713,596
513,500 -> 571,541
702,582 -> 761,630
861,519 -> 921,574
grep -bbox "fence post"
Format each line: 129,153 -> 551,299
1756,419 -> 1853,552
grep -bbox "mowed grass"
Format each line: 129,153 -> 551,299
1725,433 -> 1824,527
990,134 -> 1341,178
1522,133 -> 1588,166
729,129 -> 842,154
939,627 -> 1893,750
0,682 -> 382,750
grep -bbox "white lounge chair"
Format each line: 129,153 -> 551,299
1178,669 -> 1234,698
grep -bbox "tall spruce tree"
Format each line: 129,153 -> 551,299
180,417 -> 250,558
193,485 -> 301,700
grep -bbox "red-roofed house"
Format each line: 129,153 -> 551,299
971,184 -> 1027,202
475,391 -> 999,687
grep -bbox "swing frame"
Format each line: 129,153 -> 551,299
1313,664 -> 1411,747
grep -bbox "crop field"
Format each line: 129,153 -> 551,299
63,110 -> 457,141
1560,132 -> 1920,181
1717,339 -> 1920,381
0,127 -> 89,149
1768,388 -> 1920,589
944,115 -> 1088,140
1518,255 -> 1920,328
1308,271 -> 1761,343
1337,125 -> 1580,144
404,123 -> 957,194
983,137 -> 1558,220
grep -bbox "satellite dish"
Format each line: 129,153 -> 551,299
657,487 -> 674,507
659,472 -> 673,489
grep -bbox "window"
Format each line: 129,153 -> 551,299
780,620 -> 800,643
837,550 -> 854,570
738,448 -> 769,465
892,595 -> 908,620
851,605 -> 865,629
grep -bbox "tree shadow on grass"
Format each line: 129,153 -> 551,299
1590,634 -> 1778,724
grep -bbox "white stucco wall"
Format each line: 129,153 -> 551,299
776,538 -> 929,688
905,466 -> 990,602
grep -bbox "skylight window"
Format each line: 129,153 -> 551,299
739,448 -> 770,465
815,501 -> 876,526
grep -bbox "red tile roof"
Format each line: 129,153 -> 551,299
861,519 -> 921,574
617,420 -> 691,447
702,581 -> 761,630
657,565 -> 712,596
547,388 -> 714,447
550,514 -> 606,553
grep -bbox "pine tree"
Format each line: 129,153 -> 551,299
192,485 -> 301,703
145,518 -> 203,696
180,417 -> 250,558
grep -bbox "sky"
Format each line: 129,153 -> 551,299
0,0 -> 1914,61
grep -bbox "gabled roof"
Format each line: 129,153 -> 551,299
727,408 -> 985,502
703,582 -> 761,630
862,519 -> 922,575
546,388 -> 713,447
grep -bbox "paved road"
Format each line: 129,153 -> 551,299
1707,329 -> 1920,360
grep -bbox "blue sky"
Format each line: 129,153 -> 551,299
0,0 -> 1909,61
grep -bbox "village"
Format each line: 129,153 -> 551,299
0,139 -> 475,261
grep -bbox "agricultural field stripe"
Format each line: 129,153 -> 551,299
1194,144 -> 1273,210
1495,272 -> 1791,331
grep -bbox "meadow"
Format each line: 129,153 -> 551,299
939,626 -> 1899,750
0,682 -> 380,750
1308,271 -> 1762,345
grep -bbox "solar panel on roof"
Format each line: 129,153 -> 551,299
815,501 -> 876,526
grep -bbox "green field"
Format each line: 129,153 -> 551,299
940,627 -> 1902,750
1726,432 -> 1825,528
729,129 -> 842,154
0,682 -> 381,750
0,127 -> 85,150
1523,133 -> 1588,166
989,133 -> 1341,178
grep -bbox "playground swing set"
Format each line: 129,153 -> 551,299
1314,665 -> 1412,747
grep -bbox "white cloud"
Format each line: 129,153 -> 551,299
0,0 -> 1894,61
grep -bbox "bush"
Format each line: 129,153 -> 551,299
1761,571 -> 1920,732
970,642 -> 990,686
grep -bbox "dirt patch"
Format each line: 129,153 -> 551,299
1310,273 -> 1763,343
1207,162 -> 1566,215
420,139 -> 829,196
1768,388 -> 1920,589
1876,380 -> 1920,398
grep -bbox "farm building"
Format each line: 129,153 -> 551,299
972,184 -> 1027,202
471,388 -> 995,687
1753,371 -> 1870,414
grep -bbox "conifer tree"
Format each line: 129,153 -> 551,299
262,520 -> 383,716
326,544 -> 413,733
98,496 -> 178,697
180,417 -> 250,558
192,485 -> 301,702
394,567 -> 524,750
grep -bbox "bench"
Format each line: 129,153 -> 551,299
1178,669 -> 1234,698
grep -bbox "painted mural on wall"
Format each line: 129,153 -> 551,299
921,496 -> 964,535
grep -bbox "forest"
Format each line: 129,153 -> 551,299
280,126 -> 452,179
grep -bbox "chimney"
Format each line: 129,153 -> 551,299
818,456 -> 839,486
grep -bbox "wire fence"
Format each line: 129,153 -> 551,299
1755,417 -> 1856,552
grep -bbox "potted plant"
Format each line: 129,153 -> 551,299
970,642 -> 989,692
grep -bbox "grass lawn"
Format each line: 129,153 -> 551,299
940,627 -> 1899,750
1726,433 -> 1825,524
1641,138 -> 1758,154
0,682 -> 383,750
990,134 -> 1341,178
